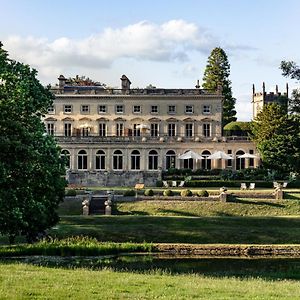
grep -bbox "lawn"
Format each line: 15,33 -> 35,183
49,215 -> 300,244
0,263 -> 300,299
116,199 -> 300,217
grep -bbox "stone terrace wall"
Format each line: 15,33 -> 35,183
68,171 -> 160,187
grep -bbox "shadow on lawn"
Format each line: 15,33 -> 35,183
3,255 -> 300,281
229,198 -> 285,208
157,209 -> 201,217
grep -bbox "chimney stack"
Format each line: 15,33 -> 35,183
120,75 -> 131,91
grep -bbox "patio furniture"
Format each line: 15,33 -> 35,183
172,181 -> 177,187
240,183 -> 247,190
283,182 -> 288,188
249,183 -> 255,190
163,181 -> 169,188
178,181 -> 185,187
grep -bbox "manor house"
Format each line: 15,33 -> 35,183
44,75 -> 259,186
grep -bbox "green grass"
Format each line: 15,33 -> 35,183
48,215 -> 300,244
0,237 -> 153,257
116,199 -> 300,217
0,263 -> 300,299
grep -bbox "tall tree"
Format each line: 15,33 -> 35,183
251,103 -> 300,174
0,42 -> 66,243
202,47 -> 237,126
280,60 -> 300,114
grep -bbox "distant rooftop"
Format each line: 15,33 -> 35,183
51,74 -> 220,96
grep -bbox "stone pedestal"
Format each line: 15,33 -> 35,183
219,192 -> 228,202
104,199 -> 112,215
82,199 -> 90,215
275,189 -> 284,200
105,205 -> 112,215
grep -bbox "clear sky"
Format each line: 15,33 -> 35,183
1,0 -> 299,120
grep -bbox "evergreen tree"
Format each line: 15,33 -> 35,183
202,47 -> 237,127
0,42 -> 66,243
251,103 -> 300,174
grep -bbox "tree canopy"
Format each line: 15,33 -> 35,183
251,103 -> 300,174
0,42 -> 66,243
280,60 -> 300,114
202,47 -> 237,127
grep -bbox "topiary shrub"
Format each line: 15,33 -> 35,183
180,189 -> 193,197
65,189 -> 77,196
163,189 -> 173,197
197,190 -> 209,197
123,189 -> 136,197
144,189 -> 154,196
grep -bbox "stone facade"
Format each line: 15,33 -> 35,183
45,75 -> 259,186
252,82 -> 289,119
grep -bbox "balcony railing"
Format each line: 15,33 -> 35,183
51,87 -> 218,96
52,134 -> 251,143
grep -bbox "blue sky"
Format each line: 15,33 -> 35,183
1,0 -> 299,120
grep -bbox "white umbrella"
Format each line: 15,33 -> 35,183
237,153 -> 259,159
207,151 -> 233,160
136,124 -> 150,130
178,150 -> 203,160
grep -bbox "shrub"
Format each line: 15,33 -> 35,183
156,180 -> 163,187
123,189 -> 136,197
197,190 -> 209,197
144,189 -> 154,196
65,189 -> 77,197
180,189 -> 193,197
163,189 -> 173,196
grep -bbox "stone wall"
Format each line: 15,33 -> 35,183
68,170 -> 161,187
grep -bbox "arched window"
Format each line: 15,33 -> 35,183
95,150 -> 106,170
113,150 -> 123,170
131,150 -> 140,170
166,150 -> 176,169
201,150 -> 211,170
148,150 -> 158,170
78,150 -> 88,170
183,150 -> 194,170
236,150 -> 245,170
61,149 -> 71,169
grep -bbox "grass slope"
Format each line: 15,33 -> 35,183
0,263 -> 300,300
116,199 -> 300,217
50,215 -> 300,244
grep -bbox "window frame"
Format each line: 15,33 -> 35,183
98,105 -> 107,114
63,105 -> 73,114
185,123 -> 193,137
185,105 -> 194,114
203,123 -> 211,137
80,105 -> 90,114
203,105 -> 211,114
133,105 -> 142,114
151,105 -> 158,114
168,105 -> 176,114
47,105 -> 55,114
115,105 -> 124,114
131,150 -> 141,170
